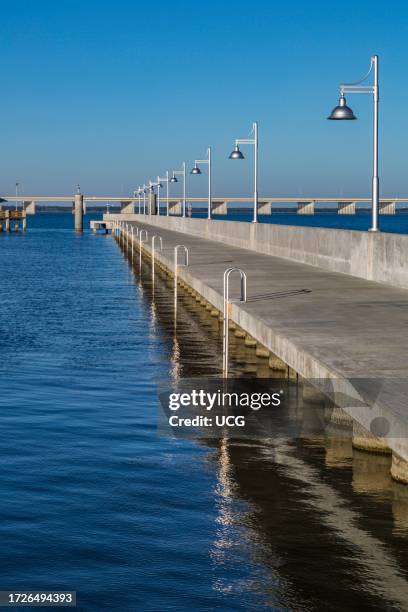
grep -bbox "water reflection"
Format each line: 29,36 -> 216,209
120,237 -> 408,611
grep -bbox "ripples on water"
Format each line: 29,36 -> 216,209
0,214 -> 408,611
189,210 -> 408,234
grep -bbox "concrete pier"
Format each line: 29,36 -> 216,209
0,210 -> 26,232
111,214 -> 408,289
111,214 -> 408,481
74,193 -> 84,232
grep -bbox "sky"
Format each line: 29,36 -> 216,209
1,0 -> 408,199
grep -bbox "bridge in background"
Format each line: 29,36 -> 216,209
2,195 -> 408,214
1,195 -> 408,231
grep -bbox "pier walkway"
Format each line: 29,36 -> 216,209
129,219 -> 407,376
119,218 -> 408,479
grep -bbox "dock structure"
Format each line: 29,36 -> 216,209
0,210 -> 27,232
108,213 -> 408,484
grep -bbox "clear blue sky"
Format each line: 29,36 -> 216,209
2,0 -> 407,198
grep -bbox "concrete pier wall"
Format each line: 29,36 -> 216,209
115,220 -> 408,472
105,214 -> 408,290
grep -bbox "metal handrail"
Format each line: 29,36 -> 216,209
152,235 -> 163,256
139,229 -> 148,267
174,245 -> 189,314
223,267 -> 247,377
130,226 -> 134,260
174,244 -> 189,267
151,235 -> 163,282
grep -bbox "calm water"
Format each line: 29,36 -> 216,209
1,214 -> 408,611
162,208 -> 408,234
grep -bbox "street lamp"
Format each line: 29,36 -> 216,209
328,55 -> 380,232
229,122 -> 258,223
135,188 -> 142,214
190,147 -> 212,220
170,162 -> 186,217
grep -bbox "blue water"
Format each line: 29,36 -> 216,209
157,207 -> 408,233
2,214 -> 408,611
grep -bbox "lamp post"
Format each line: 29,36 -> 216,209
328,55 -> 380,232
191,147 -> 212,220
157,172 -> 169,216
170,162 -> 186,217
136,187 -> 142,214
156,179 -> 162,215
229,122 -> 258,223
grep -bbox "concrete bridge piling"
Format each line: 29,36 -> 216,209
297,201 -> 315,215
74,193 -> 84,232
23,201 -> 36,215
258,201 -> 272,215
120,200 -> 135,214
212,201 -> 228,215
379,201 -> 396,215
169,201 -> 182,215
338,201 -> 357,214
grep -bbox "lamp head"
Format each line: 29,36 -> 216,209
327,94 -> 357,120
190,165 -> 202,175
229,144 -> 244,160
170,175 -> 178,183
